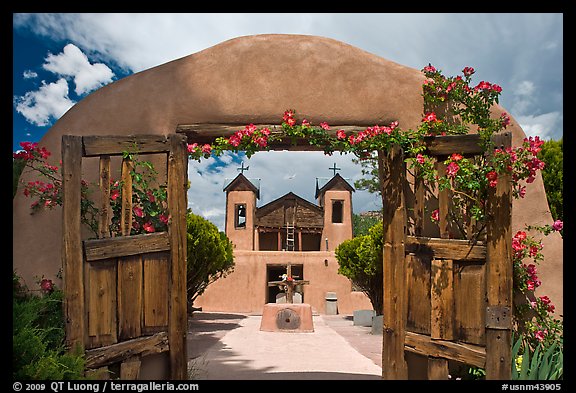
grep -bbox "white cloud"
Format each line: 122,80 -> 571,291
43,43 -> 114,95
23,70 -> 38,79
515,80 -> 535,97
511,80 -> 536,115
517,112 -> 563,140
14,78 -> 75,126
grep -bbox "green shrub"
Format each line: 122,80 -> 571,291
538,138 -> 563,222
13,272 -> 85,380
335,222 -> 383,314
512,333 -> 563,380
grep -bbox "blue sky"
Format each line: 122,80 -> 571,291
12,13 -> 563,230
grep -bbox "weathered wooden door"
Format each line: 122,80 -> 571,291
61,134 -> 188,379
379,133 -> 513,380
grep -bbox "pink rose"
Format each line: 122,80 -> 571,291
431,209 -> 439,222
133,206 -> 144,218
423,112 -> 437,123
40,278 -> 54,294
552,220 -> 563,231
446,162 -> 460,178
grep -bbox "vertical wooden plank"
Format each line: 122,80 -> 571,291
143,253 -> 169,333
99,155 -> 111,238
430,258 -> 454,341
405,253 -> 431,335
167,134 -> 188,380
428,156 -> 453,380
298,230 -> 302,252
120,356 -> 141,379
413,168 -> 425,237
277,230 -> 282,251
485,132 -> 513,380
117,255 -> 143,340
62,135 -> 85,352
120,157 -> 133,236
87,259 -> 118,349
435,160 -> 451,238
378,146 -> 408,380
428,356 -> 449,379
454,263 -> 486,345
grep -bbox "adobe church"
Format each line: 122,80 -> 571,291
193,167 -> 373,314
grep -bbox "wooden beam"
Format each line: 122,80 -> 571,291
413,168 -> 425,237
178,123 -> 376,150
120,157 -> 133,236
120,357 -> 141,380
84,232 -> 171,261
82,135 -> 171,157
428,356 -> 449,380
378,146 -> 408,379
404,331 -> 486,369
423,134 -> 484,156
167,134 -> 189,380
98,156 -> 111,238
117,255 -> 143,340
485,132 -> 513,380
62,135 -> 85,352
430,259 -> 455,341
85,331 -> 169,369
435,160 -> 451,238
86,260 -> 117,349
405,236 -> 486,261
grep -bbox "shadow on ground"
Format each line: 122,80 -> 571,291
187,312 -> 383,380
187,312 -> 247,360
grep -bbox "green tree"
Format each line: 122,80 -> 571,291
352,155 -> 380,195
538,138 -> 562,221
335,222 -> 383,314
186,210 -> 235,311
352,212 -> 381,237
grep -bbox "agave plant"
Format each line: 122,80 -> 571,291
512,334 -> 563,380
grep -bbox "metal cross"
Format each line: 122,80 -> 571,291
237,162 -> 249,174
329,163 -> 341,176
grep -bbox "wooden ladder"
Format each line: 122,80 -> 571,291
286,222 -> 295,251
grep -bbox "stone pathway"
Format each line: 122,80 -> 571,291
187,312 -> 382,380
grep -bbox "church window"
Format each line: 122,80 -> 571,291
235,204 -> 246,228
332,200 -> 343,223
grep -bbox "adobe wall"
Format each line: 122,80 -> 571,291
321,189 -> 354,251
225,190 -> 256,250
13,34 -> 562,317
193,251 -> 373,314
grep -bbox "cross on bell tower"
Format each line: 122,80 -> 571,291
329,163 -> 341,176
238,162 -> 249,174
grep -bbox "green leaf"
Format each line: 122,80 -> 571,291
519,350 -> 530,379
528,345 -> 541,379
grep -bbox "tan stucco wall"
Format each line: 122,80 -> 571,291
225,190 -> 256,250
193,251 -> 373,314
13,34 -> 562,316
321,190 -> 353,251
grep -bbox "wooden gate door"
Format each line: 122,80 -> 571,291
61,134 -> 188,379
379,133 -> 513,380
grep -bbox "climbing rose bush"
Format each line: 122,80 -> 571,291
14,141 -> 99,235
14,143 -> 168,237
512,223 -> 563,352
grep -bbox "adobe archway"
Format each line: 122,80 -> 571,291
13,34 -> 562,317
